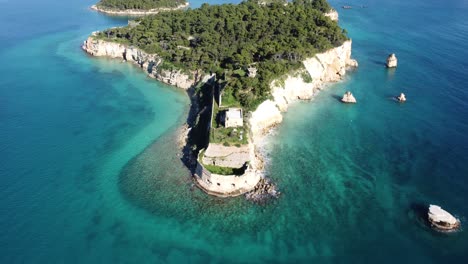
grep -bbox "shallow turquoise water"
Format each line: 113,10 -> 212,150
1,0 -> 468,263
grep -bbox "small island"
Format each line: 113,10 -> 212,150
341,91 -> 357,103
428,205 -> 461,232
83,0 -> 357,199
91,0 -> 189,15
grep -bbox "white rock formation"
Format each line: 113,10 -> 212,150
386,53 -> 398,68
250,100 -> 283,137
397,93 -> 406,102
82,36 -> 196,89
324,9 -> 339,21
428,205 -> 460,231
250,40 -> 358,139
341,91 -> 357,103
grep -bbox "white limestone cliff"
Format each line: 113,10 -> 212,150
82,35 -> 196,89
324,9 -> 339,21
250,40 -> 358,140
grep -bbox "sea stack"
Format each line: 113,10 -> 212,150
397,93 -> 406,102
341,91 -> 357,103
386,53 -> 398,68
428,204 -> 461,231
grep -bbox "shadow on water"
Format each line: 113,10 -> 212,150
409,202 -> 431,229
331,94 -> 343,102
370,60 -> 387,67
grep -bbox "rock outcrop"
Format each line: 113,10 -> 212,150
428,205 -> 460,231
397,93 -> 406,102
82,35 -> 196,89
324,9 -> 339,21
341,91 -> 357,103
245,178 -> 280,203
250,40 -> 358,139
386,53 -> 398,68
90,3 -> 189,16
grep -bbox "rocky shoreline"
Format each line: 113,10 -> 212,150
82,33 -> 357,203
90,3 -> 189,16
245,178 -> 280,203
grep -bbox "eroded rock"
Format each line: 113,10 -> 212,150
397,93 -> 406,102
428,204 -> 460,231
341,91 -> 357,103
245,177 -> 280,204
386,53 -> 398,68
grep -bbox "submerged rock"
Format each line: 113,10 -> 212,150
386,53 -> 398,68
341,91 -> 357,103
397,93 -> 406,102
428,204 -> 460,231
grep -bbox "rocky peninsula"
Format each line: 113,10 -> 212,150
83,1 -> 357,200
84,36 -> 357,197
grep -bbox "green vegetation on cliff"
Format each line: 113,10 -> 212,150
96,0 -> 187,10
97,0 -> 346,109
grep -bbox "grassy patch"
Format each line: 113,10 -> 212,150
210,126 -> 248,146
202,164 -> 237,175
220,88 -> 241,108
198,149 -> 246,175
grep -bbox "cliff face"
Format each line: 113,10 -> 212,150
82,36 -> 195,89
250,40 -> 358,139
324,9 -> 339,21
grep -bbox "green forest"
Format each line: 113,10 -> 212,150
96,0 -> 187,10
97,0 -> 347,109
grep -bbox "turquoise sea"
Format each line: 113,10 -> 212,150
1,0 -> 468,262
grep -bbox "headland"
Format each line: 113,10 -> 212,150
83,1 -> 357,200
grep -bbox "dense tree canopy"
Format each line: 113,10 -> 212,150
98,0 -> 346,109
96,0 -> 187,10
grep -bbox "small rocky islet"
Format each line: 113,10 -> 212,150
427,204 -> 461,232
341,91 -> 356,103
386,53 -> 398,68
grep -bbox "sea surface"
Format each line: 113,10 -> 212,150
1,0 -> 468,263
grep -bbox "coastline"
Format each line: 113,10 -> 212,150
90,3 -> 189,16
82,35 -> 357,199
249,40 -> 357,144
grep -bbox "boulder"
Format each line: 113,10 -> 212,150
397,93 -> 406,102
428,204 -> 460,231
341,91 -> 357,103
386,53 -> 398,68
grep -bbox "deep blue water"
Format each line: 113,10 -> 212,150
1,0 -> 468,263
